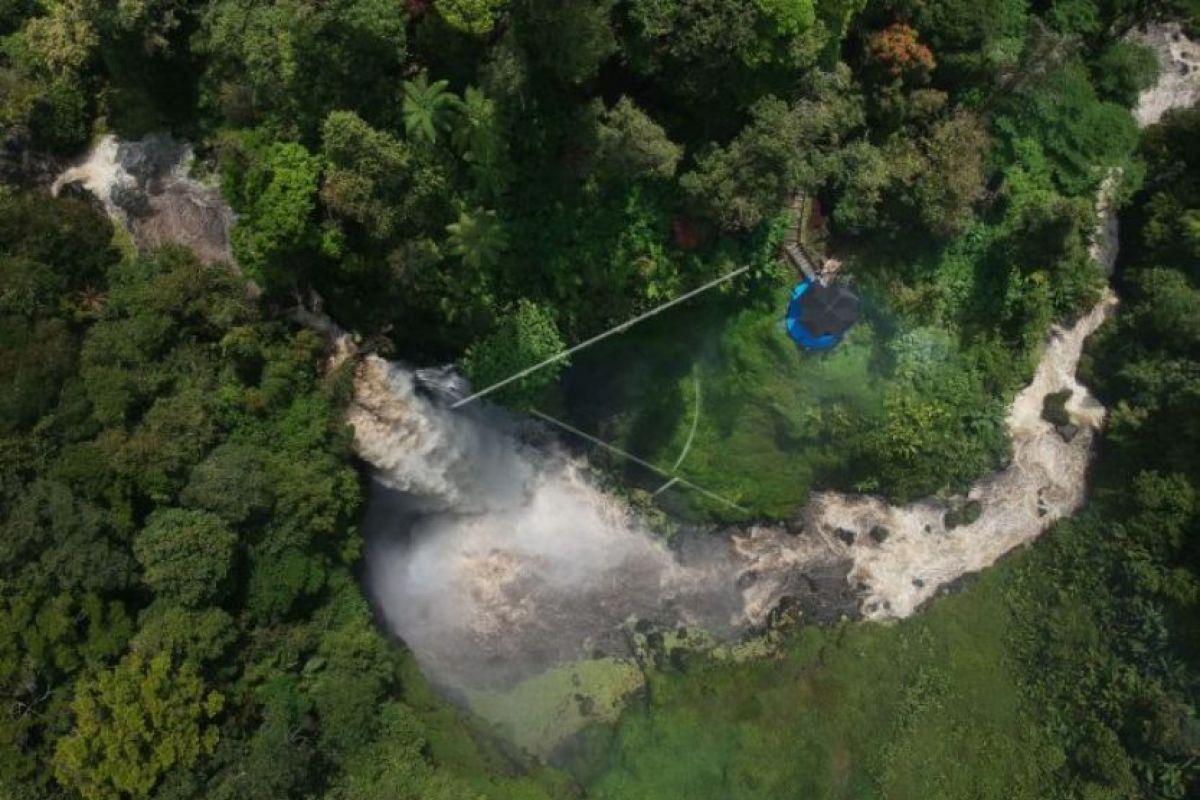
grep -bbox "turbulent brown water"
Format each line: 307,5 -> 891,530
354,359 -> 756,689
48,23 -> 1199,694
351,297 -> 1108,689
52,134 -> 235,266
354,23 -> 1200,691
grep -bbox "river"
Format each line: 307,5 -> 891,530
49,19 -> 1200,753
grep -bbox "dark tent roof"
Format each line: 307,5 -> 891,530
797,282 -> 860,338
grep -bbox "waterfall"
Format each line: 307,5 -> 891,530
354,295 -> 1111,688
356,21 -> 1200,690
52,133 -> 235,267
355,356 -> 753,689
45,23 -> 1198,697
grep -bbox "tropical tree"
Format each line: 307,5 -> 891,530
434,0 -> 507,35
321,110 -> 415,238
20,0 -> 100,77
863,22 -> 936,81
133,509 -> 237,608
223,138 -> 324,288
181,443 -> 275,525
451,86 -> 510,198
451,86 -> 498,156
511,0 -> 617,85
589,96 -> 682,183
461,299 -> 565,407
402,73 -> 459,145
1090,41 -> 1159,106
53,652 -> 224,800
196,0 -> 410,136
130,605 -> 237,665
913,110 -> 990,237
445,207 -> 509,270
999,62 -> 1139,196
680,68 -> 862,231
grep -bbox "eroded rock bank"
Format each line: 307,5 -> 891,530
52,134 -> 235,266
738,293 -> 1116,622
44,21 -> 1200,703
1130,21 -> 1200,127
348,22 -> 1200,696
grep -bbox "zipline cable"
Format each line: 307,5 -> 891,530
529,409 -> 747,513
451,264 -> 750,408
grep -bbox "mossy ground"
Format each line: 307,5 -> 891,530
562,284 -> 886,521
459,626 -> 791,762
567,557 -> 1062,799
464,659 -> 645,759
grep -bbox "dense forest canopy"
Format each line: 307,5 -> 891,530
565,100 -> 1200,800
1,0 -> 1200,797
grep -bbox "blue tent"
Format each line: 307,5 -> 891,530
785,278 -> 860,351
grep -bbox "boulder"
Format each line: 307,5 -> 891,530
944,499 -> 982,529
1041,389 -> 1073,426
110,183 -> 151,217
117,134 -> 186,186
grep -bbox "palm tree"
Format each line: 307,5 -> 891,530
403,73 -> 459,145
451,87 -> 497,155
452,86 -> 509,199
446,207 -> 509,271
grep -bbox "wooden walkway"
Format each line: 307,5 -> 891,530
782,194 -> 820,282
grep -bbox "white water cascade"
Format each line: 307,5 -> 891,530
356,357 -> 751,689
354,22 -> 1200,690
354,294 -> 1110,687
52,134 -> 235,266
46,24 -> 1199,695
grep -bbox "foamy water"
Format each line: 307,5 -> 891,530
355,357 -> 745,688
348,284 -> 1110,688
352,23 -> 1200,689
53,134 -> 235,265
49,23 -> 1198,694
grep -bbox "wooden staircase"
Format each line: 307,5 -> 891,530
782,194 -> 820,282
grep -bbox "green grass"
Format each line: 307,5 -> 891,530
562,285 -> 885,520
393,654 -> 577,799
572,559 -> 1063,800
558,226 -> 1029,519
464,658 -> 645,759
457,630 -> 786,762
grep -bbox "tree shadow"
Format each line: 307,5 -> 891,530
561,294 -> 733,464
